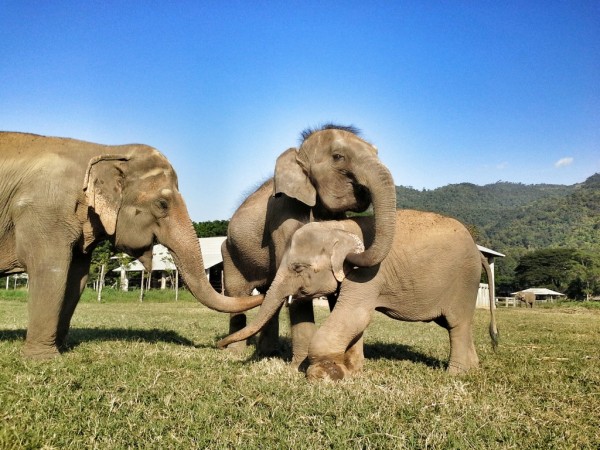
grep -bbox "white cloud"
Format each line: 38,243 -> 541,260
554,157 -> 574,168
496,162 -> 508,170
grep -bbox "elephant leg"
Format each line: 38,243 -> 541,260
256,314 -> 281,357
221,243 -> 279,354
306,297 -> 373,381
56,251 -> 92,350
227,312 -> 248,351
19,238 -> 73,359
288,299 -> 316,370
446,319 -> 479,374
228,301 -> 281,356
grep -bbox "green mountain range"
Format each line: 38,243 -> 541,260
395,173 -> 600,291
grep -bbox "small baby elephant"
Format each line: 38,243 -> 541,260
218,210 -> 499,380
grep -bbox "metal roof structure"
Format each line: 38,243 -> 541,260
477,245 -> 505,258
511,288 -> 565,297
115,237 -> 226,272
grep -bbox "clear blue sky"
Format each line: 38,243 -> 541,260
1,1 -> 598,221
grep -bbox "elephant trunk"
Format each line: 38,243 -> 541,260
158,194 -> 263,313
345,156 -> 397,267
217,269 -> 299,349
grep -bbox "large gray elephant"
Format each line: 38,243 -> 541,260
515,291 -> 536,308
0,132 -> 262,358
221,124 -> 397,360
219,210 -> 499,379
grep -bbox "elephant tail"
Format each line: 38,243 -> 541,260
481,254 -> 499,350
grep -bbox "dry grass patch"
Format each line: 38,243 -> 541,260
0,290 -> 599,448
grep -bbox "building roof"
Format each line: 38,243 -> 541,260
511,288 -> 565,296
477,245 -> 505,258
115,237 -> 226,272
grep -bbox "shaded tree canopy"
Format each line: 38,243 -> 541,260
514,249 -> 600,299
193,220 -> 229,238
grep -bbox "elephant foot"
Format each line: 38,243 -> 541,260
290,356 -> 310,373
222,339 -> 248,354
306,360 -> 349,381
22,342 -> 61,360
447,359 -> 479,375
257,335 -> 281,358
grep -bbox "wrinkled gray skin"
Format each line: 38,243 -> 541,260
221,126 -> 397,358
515,291 -> 536,308
0,132 -> 262,359
219,210 -> 499,380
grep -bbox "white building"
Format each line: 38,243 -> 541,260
477,244 -> 505,309
114,236 -> 226,291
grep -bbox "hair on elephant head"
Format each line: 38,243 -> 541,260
0,132 -> 261,359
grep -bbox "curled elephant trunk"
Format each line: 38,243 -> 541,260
158,193 -> 263,313
217,270 -> 300,349
345,156 -> 397,267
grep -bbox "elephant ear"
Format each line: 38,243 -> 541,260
273,147 -> 316,207
330,230 -> 365,282
83,155 -> 130,236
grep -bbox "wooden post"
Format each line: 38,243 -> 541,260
120,268 -> 129,292
97,263 -> 105,302
139,270 -> 145,302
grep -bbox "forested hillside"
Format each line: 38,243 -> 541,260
396,173 -> 600,295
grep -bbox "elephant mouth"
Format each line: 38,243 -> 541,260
349,183 -> 372,213
319,183 -> 372,214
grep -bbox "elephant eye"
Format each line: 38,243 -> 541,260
291,263 -> 308,273
332,153 -> 345,162
152,198 -> 169,217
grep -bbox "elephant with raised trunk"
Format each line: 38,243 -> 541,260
221,124 -> 397,360
0,132 -> 261,358
219,210 -> 499,380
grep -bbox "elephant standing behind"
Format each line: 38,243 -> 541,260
0,132 -> 261,358
515,291 -> 536,308
219,210 -> 499,380
221,124 -> 397,363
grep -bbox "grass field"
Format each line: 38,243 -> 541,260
0,289 -> 599,449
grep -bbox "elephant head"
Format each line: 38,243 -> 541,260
218,221 -> 363,348
83,147 -> 261,313
273,124 -> 396,267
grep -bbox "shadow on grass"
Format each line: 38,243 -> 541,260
0,329 -> 26,342
231,335 -> 443,371
0,327 -> 195,351
364,342 -> 444,369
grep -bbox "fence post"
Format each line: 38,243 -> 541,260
139,270 -> 145,302
97,264 -> 105,302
